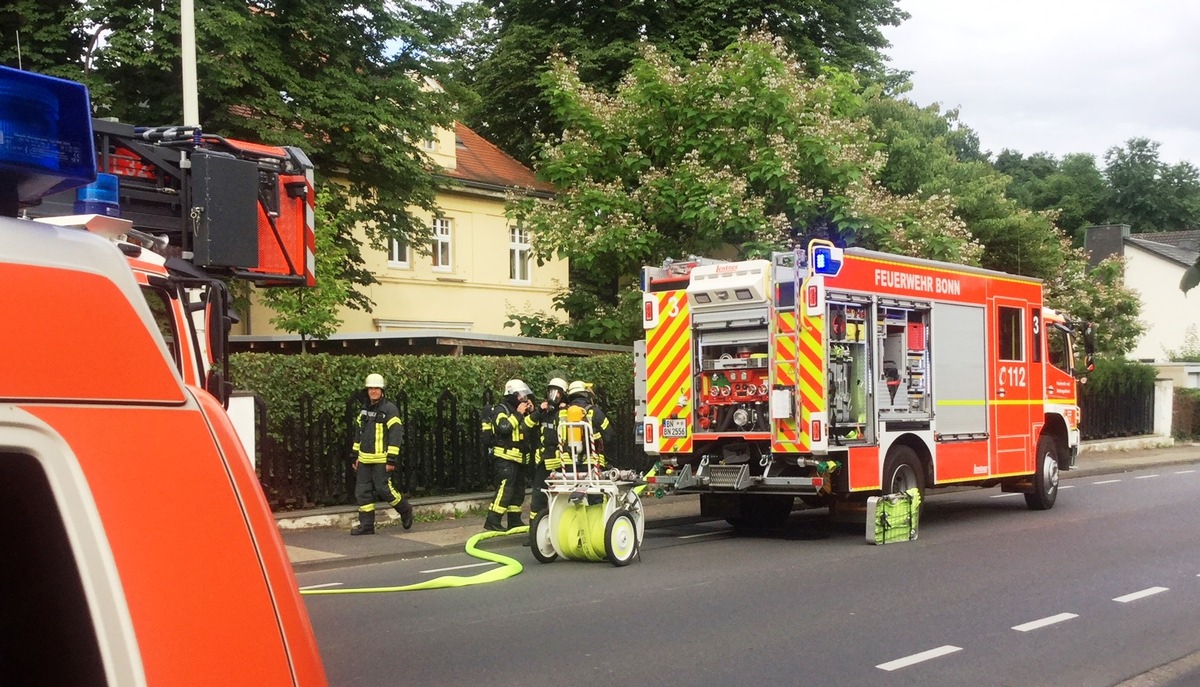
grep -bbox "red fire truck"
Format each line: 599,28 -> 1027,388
637,239 -> 1094,526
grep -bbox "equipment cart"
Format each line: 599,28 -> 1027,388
529,420 -> 646,566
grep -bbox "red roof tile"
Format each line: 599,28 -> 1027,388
443,122 -> 555,194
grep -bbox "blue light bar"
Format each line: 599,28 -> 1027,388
809,241 -> 844,276
0,65 -> 96,205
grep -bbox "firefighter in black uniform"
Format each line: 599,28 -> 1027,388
350,373 -> 414,535
565,380 -> 614,472
526,377 -> 568,522
484,379 -> 534,532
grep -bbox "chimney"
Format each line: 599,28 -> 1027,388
1083,224 -> 1130,269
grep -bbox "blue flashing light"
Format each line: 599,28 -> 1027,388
0,65 -> 96,205
812,245 -> 844,276
74,172 -> 120,217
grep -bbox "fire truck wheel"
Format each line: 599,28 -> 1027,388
605,510 -> 638,566
1025,435 -> 1060,511
882,446 -> 925,497
530,511 -> 558,563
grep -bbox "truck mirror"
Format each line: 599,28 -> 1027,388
203,281 -> 233,407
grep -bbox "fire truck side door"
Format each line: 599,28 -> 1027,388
991,298 -> 1033,476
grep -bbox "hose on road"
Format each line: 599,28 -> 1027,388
300,526 -> 529,595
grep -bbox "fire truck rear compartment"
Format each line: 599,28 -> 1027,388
693,308 -> 771,434
674,441 -> 830,497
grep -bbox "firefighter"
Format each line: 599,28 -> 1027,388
527,377 -> 568,521
564,380 -> 614,472
484,379 -> 534,532
350,373 -> 414,535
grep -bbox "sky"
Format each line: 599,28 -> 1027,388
882,0 -> 1200,166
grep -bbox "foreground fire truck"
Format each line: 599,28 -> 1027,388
637,239 -> 1094,527
0,66 -> 326,683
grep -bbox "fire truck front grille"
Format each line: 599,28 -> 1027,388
705,464 -> 750,490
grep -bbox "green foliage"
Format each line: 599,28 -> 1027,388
12,0 -> 463,315
1079,356 -> 1156,400
257,186 -> 354,341
865,93 -> 1143,355
1104,138 -> 1200,234
1164,326 -> 1200,362
0,0 -> 88,78
1044,254 -> 1144,357
1172,387 -> 1200,440
460,0 -> 907,164
513,34 -> 979,344
997,150 -> 1108,243
229,352 -> 634,436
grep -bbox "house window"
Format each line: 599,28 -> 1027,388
421,130 -> 437,151
432,217 -> 452,271
509,226 -> 531,282
388,237 -> 410,268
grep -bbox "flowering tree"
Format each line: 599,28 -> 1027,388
509,33 -> 978,344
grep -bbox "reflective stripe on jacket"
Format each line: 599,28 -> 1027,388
490,403 -> 527,463
353,400 -> 403,465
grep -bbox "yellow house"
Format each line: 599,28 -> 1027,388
244,122 -> 565,337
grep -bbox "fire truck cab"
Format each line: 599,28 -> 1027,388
0,66 -> 326,684
638,240 -> 1095,526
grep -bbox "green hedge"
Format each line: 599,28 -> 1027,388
229,352 -> 635,433
1079,356 -> 1157,396
1174,387 -> 1200,440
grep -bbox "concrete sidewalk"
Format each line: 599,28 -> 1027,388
280,437 -> 1199,572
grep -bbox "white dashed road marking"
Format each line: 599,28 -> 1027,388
876,645 -> 962,671
1092,479 -> 1121,485
1113,587 -> 1169,603
1134,474 -> 1159,479
1175,470 -> 1196,475
989,493 -> 1022,498
299,582 -> 343,591
1012,613 -> 1078,632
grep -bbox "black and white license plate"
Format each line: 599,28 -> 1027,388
662,419 -> 688,438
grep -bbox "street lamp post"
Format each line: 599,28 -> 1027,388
181,0 -> 199,127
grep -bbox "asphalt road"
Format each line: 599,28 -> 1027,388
299,463 -> 1200,687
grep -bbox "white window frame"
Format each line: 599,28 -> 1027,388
421,129 -> 437,151
432,217 -> 453,272
388,237 -> 410,269
509,225 -> 531,283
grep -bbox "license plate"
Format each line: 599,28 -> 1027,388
662,419 -> 688,438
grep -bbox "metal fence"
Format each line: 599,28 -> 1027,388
256,382 -> 1155,510
256,388 -> 649,511
1078,377 -> 1155,440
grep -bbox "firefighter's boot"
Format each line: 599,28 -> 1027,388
397,499 -> 414,530
351,510 -> 375,536
507,512 -> 526,530
484,511 -> 505,532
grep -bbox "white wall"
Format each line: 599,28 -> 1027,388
1125,244 -> 1200,362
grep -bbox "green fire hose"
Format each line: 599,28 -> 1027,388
300,526 -> 529,596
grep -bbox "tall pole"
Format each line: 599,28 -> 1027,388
181,0 -> 199,127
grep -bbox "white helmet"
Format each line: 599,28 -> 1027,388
364,373 -> 386,389
567,380 -> 590,398
548,377 -> 568,392
504,379 -> 532,397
